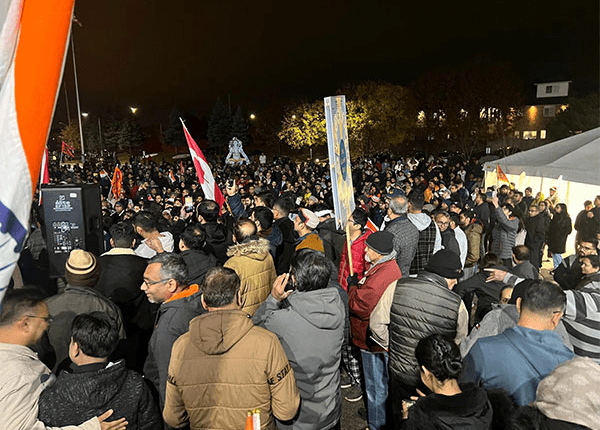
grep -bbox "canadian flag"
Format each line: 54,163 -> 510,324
180,118 -> 225,209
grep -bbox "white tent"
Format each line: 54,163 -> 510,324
483,127 -> 600,255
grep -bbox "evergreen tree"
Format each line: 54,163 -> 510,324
164,109 -> 186,149
207,98 -> 232,150
231,105 -> 250,143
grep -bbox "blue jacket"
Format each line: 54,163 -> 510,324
462,325 -> 573,406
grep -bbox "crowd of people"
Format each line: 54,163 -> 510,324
2,151 -> 600,430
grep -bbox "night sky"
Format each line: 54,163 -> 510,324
54,0 -> 599,126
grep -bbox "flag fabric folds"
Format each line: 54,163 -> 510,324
0,0 -> 75,300
61,141 -> 74,157
180,118 -> 225,210
108,166 -> 123,203
496,164 -> 512,188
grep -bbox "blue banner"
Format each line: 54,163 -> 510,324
324,95 -> 355,229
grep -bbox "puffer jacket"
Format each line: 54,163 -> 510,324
252,288 -> 345,430
490,207 -> 519,259
144,285 -> 205,407
38,360 -> 161,430
202,222 -> 234,265
389,272 -> 461,388
224,238 -> 277,316
463,222 -> 483,267
338,230 -> 372,291
164,310 -> 300,430
403,383 -> 493,430
349,252 -> 402,350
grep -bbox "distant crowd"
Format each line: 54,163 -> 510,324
2,152 -> 600,430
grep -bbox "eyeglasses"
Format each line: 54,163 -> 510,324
142,278 -> 170,286
27,315 -> 54,323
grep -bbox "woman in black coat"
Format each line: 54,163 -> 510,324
547,203 -> 572,269
400,334 -> 493,430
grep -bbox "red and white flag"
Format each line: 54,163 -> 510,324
180,118 -> 225,210
365,218 -> 379,233
0,0 -> 75,300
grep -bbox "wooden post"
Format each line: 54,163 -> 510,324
346,222 -> 354,276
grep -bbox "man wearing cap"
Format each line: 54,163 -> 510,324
293,208 -> 325,253
384,194 -> 418,278
46,249 -> 126,372
547,186 -> 559,209
383,249 -> 468,424
347,231 -> 401,430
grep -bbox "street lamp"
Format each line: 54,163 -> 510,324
249,113 -> 256,120
130,107 -> 138,114
81,112 -> 88,118
292,115 -> 296,119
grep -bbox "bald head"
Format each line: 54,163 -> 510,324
233,218 -> 257,243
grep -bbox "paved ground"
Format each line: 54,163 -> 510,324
340,393 -> 367,430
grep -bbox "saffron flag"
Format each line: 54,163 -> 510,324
0,0 -> 75,301
180,161 -> 185,176
109,166 -> 123,202
496,164 -> 510,185
365,218 -> 379,234
180,118 -> 225,209
168,169 -> 176,184
61,141 -> 74,157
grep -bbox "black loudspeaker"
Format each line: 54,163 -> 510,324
41,184 -> 104,277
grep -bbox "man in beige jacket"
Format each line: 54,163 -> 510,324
224,218 -> 277,315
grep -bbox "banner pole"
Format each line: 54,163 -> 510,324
346,223 -> 354,276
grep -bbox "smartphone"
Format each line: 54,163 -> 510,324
284,273 -> 296,291
485,190 -> 496,199
184,196 -> 193,210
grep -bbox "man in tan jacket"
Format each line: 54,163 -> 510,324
224,218 -> 277,315
164,267 -> 300,429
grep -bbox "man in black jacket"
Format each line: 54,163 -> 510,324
272,197 -> 297,274
178,224 -> 217,286
197,200 -> 233,265
39,312 -> 161,429
525,205 -> 547,269
96,222 -> 156,372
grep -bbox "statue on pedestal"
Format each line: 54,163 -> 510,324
225,137 -> 249,166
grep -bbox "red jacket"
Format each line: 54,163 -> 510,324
338,230 -> 372,291
348,257 -> 401,350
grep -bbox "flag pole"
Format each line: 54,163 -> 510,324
345,223 -> 354,276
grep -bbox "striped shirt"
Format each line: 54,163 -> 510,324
564,285 -> 600,363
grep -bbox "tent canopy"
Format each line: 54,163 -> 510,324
483,127 -> 600,186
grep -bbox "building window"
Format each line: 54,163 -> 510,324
514,131 -> 520,138
523,131 -> 538,140
545,85 -> 553,94
543,106 -> 556,117
540,130 -> 547,139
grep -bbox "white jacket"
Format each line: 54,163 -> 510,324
0,343 -> 100,430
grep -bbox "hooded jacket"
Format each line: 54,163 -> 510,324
403,383 -> 493,430
463,222 -> 483,267
164,310 -> 300,430
202,222 -> 234,265
38,360 -> 161,430
143,285 -> 205,407
180,248 -> 217,286
462,325 -> 574,406
224,238 -> 277,316
491,207 -> 519,259
408,212 -> 442,275
252,288 -> 345,430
